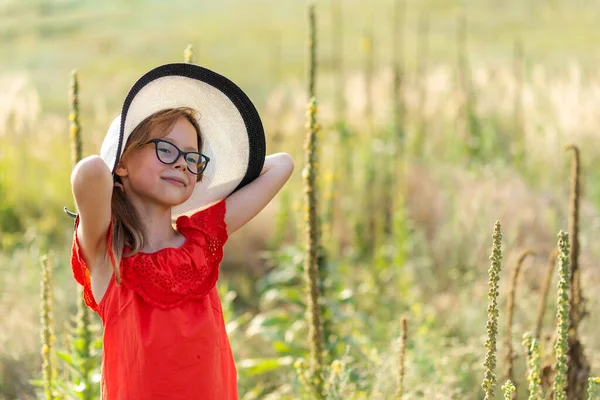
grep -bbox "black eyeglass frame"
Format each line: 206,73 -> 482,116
145,138 -> 210,175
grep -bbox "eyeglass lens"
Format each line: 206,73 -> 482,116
156,141 -> 206,174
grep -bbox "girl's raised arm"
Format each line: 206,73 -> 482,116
224,152 -> 294,234
71,155 -> 113,271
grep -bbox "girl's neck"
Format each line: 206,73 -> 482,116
128,196 -> 183,253
140,217 -> 185,253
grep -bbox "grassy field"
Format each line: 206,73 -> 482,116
2,0 -> 600,398
3,0 -> 600,112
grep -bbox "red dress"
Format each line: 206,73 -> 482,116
71,200 -> 238,399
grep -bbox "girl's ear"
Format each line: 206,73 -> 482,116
115,161 -> 128,178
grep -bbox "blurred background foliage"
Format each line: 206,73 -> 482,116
2,0 -> 600,398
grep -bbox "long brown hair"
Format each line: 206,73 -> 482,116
109,107 -> 202,283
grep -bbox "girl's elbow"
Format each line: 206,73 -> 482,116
263,152 -> 294,177
278,152 -> 294,176
286,153 -> 295,170
71,155 -> 112,193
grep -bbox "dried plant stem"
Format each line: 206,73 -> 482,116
588,377 -> 600,399
564,144 -> 590,400
383,0 -> 406,239
363,16 -> 378,251
535,249 -> 558,339
307,3 -> 316,104
565,144 -> 582,329
482,221 -> 503,400
504,249 -> 534,387
40,255 -> 55,400
523,332 -> 543,400
552,231 -> 570,400
304,93 -> 325,398
69,70 -> 82,166
303,3 -> 325,398
70,68 -> 94,400
502,380 -> 516,400
184,44 -> 195,64
357,26 -> 378,256
395,316 -> 408,400
391,0 -> 405,151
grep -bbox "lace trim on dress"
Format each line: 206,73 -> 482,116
119,200 -> 228,310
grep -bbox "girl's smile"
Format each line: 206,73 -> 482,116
161,176 -> 187,187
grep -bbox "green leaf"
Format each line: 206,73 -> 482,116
28,379 -> 45,387
56,350 -> 75,367
54,381 -> 81,400
247,310 -> 293,334
72,338 -> 86,353
237,356 -> 294,376
272,340 -> 307,357
260,287 -> 305,308
56,351 -> 84,378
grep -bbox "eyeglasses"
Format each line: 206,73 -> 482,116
145,139 -> 210,175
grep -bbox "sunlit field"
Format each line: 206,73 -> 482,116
1,0 -> 600,398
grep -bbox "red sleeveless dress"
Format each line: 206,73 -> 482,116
70,200 -> 237,399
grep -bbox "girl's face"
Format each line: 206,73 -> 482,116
116,117 -> 199,209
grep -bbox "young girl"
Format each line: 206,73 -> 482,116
69,64 -> 293,399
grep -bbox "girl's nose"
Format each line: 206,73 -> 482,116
173,154 -> 188,170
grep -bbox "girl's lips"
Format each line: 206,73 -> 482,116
162,178 -> 186,187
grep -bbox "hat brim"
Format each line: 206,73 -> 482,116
100,63 -> 265,220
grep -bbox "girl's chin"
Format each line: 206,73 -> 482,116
163,193 -> 194,208
146,191 -> 191,208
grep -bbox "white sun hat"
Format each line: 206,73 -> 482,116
96,63 -> 266,221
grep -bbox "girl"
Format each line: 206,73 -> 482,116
69,64 -> 293,399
